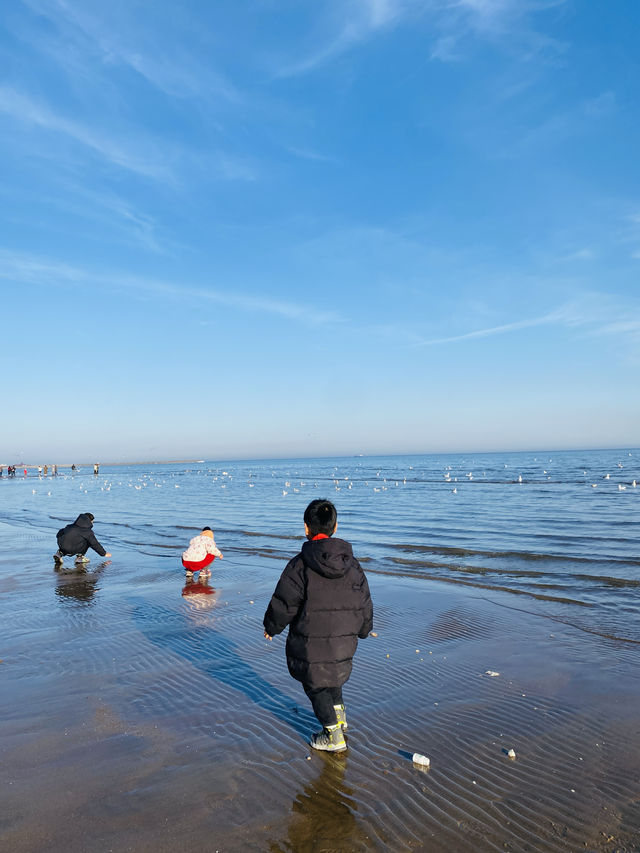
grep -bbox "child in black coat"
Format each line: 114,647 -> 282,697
263,499 -> 373,751
54,513 -> 111,566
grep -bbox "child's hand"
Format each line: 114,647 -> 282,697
105,552 -> 112,557
264,631 -> 272,641
219,553 -> 223,559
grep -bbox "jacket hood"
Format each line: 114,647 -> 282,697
74,513 -> 94,529
301,537 -> 356,579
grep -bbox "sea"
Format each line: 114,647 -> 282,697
2,448 -> 639,645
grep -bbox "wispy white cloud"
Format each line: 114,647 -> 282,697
430,35 -> 462,62
486,87 -> 618,161
595,320 -> 640,338
0,251 -> 83,286
430,0 -> 569,65
416,309 -> 562,345
49,184 -> 169,253
449,0 -> 567,35
285,146 -> 340,164
416,296 -> 640,346
275,0 -> 568,76
276,0 -> 408,77
20,0 -> 240,103
0,85 -> 171,180
210,153 -> 259,182
88,195 -> 163,252
0,249 -> 344,326
583,91 -> 616,118
448,0 -> 514,34
110,45 -> 239,104
0,182 -> 169,254
0,84 -> 257,185
560,248 -> 597,262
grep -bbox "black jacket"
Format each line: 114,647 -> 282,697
263,536 -> 373,689
56,513 -> 107,557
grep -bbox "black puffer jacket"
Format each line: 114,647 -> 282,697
264,537 -> 373,688
56,513 -> 107,557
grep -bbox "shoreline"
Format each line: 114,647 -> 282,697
0,460 -> 204,470
1,518 -> 639,852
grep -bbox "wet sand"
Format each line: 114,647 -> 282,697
1,521 -> 639,852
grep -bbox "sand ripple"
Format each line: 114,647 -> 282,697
2,533 -> 639,852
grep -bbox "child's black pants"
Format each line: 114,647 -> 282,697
303,684 -> 343,727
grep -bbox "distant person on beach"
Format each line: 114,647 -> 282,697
181,527 -> 223,578
54,513 -> 111,567
93,463 -> 99,475
263,499 -> 373,753
71,464 -> 76,471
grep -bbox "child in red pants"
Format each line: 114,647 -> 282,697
181,527 -> 223,578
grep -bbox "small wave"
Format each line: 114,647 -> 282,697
168,525 -> 301,541
229,547 -> 291,561
483,597 -> 640,645
367,566 -> 594,607
390,555 -> 547,578
387,542 -> 640,565
236,529 -> 301,541
570,573 -> 640,588
387,557 -> 640,590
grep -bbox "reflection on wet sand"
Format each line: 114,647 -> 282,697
181,575 -> 218,606
269,752 -> 369,853
54,561 -> 110,605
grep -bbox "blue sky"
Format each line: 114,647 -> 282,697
1,0 -> 639,462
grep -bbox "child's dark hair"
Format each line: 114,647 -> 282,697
304,499 -> 337,536
202,526 -> 212,532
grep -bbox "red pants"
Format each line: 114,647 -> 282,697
182,553 -> 215,572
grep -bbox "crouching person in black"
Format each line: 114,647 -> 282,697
54,512 -> 111,567
263,499 -> 373,752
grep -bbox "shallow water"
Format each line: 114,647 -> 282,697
2,450 -> 640,852
2,555 -> 638,853
2,447 -> 639,643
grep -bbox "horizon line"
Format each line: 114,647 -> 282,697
5,446 -> 637,468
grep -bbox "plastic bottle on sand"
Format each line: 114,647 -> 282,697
412,753 -> 430,767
